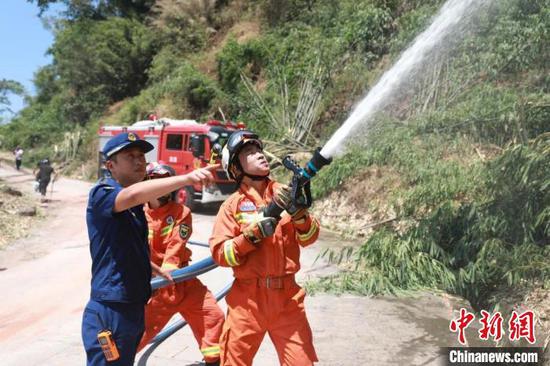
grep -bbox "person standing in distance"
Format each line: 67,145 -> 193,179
13,146 -> 23,171
82,132 -> 217,365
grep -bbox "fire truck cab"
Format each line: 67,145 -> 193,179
98,118 -> 244,210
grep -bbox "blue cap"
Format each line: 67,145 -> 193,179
102,132 -> 154,158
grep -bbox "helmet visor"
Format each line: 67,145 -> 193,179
146,163 -> 175,178
228,132 -> 262,152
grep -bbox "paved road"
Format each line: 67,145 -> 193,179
0,164 -> 468,365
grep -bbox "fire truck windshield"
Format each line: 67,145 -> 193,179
207,128 -> 232,147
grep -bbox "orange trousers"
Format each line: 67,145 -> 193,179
220,276 -> 318,366
138,278 -> 225,362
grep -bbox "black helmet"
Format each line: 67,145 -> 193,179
221,130 -> 263,181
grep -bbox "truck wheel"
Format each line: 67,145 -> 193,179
179,186 -> 197,211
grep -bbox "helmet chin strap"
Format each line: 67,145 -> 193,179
243,172 -> 269,181
158,195 -> 171,205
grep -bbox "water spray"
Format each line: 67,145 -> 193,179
321,0 -> 489,158
264,0 -> 490,219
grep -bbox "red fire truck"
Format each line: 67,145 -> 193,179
98,118 -> 244,210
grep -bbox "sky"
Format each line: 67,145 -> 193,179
0,0 -> 61,119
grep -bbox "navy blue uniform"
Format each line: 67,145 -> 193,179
82,177 -> 152,365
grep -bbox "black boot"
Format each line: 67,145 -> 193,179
204,360 -> 220,366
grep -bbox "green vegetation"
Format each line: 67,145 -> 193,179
308,0 -> 549,309
1,0 -> 548,309
313,131 -> 549,310
0,79 -> 26,123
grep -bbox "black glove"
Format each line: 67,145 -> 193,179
290,208 -> 310,223
273,184 -> 309,217
272,185 -> 292,209
243,217 -> 277,244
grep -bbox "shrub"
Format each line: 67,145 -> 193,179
149,0 -> 215,53
320,133 -> 549,310
338,2 -> 394,61
217,38 -> 268,93
164,62 -> 220,117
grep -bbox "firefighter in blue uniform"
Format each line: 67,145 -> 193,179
82,132 -> 217,365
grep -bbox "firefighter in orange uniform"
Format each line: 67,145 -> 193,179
138,162 -> 224,366
209,131 -> 319,366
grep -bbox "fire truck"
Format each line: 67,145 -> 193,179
98,118 -> 244,210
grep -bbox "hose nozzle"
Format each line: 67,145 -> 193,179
302,147 -> 332,182
263,147 -> 332,219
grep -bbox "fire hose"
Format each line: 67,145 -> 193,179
139,148 -> 333,364
150,256 -> 218,291
138,240 -> 232,365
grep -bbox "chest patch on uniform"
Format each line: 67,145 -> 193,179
179,224 -> 190,239
166,215 -> 174,225
239,200 -> 257,212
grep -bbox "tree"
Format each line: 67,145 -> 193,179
0,79 -> 26,115
33,65 -> 60,105
27,0 -> 155,20
50,17 -> 155,123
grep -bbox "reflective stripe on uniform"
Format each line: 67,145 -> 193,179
297,219 -> 318,242
148,229 -> 153,240
223,240 -> 240,267
201,345 -> 220,356
160,223 -> 174,237
234,212 -> 258,225
161,263 -> 178,270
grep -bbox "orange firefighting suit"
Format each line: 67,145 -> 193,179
209,180 -> 320,366
137,201 -> 224,363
